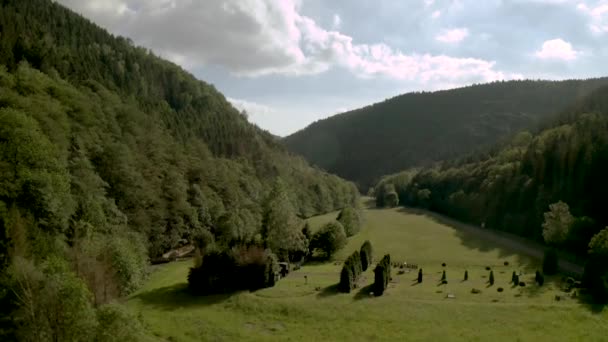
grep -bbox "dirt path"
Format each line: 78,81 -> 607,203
394,207 -> 584,276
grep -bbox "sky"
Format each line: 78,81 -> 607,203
57,0 -> 608,136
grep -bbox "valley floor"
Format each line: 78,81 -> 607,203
128,201 -> 606,341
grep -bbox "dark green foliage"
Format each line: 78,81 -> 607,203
0,0 -> 361,338
310,221 -> 347,259
188,246 -> 278,294
535,271 -> 545,286
512,271 -> 518,284
489,271 -> 495,286
373,86 -> 608,255
582,255 -> 608,303
418,269 -> 423,283
543,249 -> 559,275
519,281 -> 526,287
442,263 -> 447,267
441,270 -> 446,282
497,287 -> 504,292
339,266 -> 354,293
464,270 -> 468,281
360,240 -> 373,271
285,79 -> 608,190
339,251 -> 363,293
337,207 -> 362,237
373,254 -> 391,296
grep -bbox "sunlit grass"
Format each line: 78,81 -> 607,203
128,202 -> 608,341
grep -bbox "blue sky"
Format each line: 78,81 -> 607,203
58,0 -> 608,136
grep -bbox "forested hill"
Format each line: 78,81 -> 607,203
375,84 -> 608,257
283,79 -> 608,189
0,1 -> 358,339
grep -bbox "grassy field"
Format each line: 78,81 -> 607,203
128,200 -> 608,341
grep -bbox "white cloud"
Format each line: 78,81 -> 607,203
577,1 -> 608,33
57,0 -> 515,86
431,10 -> 441,19
424,0 -> 435,7
332,14 -> 342,29
435,28 -> 469,43
534,39 -> 579,60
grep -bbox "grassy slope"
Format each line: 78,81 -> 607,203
128,200 -> 608,341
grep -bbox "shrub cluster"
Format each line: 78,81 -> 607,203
339,251 -> 364,293
360,241 -> 373,271
373,254 -> 391,296
188,246 -> 278,294
310,221 -> 347,259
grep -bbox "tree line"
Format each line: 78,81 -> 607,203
0,0 -> 359,340
284,77 -> 608,190
375,85 -> 608,302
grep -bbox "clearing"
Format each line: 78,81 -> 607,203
128,200 -> 607,341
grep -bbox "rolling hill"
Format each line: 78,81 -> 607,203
284,79 -> 608,189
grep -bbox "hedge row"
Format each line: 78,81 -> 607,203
373,254 -> 391,296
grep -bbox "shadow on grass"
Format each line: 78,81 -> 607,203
131,283 -> 235,311
316,283 -> 341,298
577,292 -> 607,314
354,283 -> 376,300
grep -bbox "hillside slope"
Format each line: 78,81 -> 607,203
375,85 -> 608,256
284,79 -> 608,189
0,1 -> 358,340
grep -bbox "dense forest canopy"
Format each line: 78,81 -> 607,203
284,79 -> 608,190
374,84 -> 608,256
0,0 -> 358,340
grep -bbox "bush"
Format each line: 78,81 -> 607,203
373,254 -> 391,296
471,288 -> 482,294
497,287 -> 504,292
535,270 -> 545,286
489,271 -> 495,286
360,240 -> 373,271
188,246 -> 279,294
504,261 -> 509,266
95,303 -> 151,342
310,221 -> 347,259
582,255 -> 608,303
485,266 -> 491,271
464,270 -> 468,281
418,269 -> 423,283
442,263 -> 446,267
519,281 -> 526,287
512,271 -> 518,284
339,251 -> 364,292
543,249 -> 558,275
337,207 -> 362,237
339,266 -> 354,293
441,270 -> 446,282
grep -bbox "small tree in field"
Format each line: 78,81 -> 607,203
512,271 -> 517,284
310,221 -> 347,259
418,269 -> 423,283
464,270 -> 468,281
489,270 -> 495,285
543,249 -> 558,275
542,201 -> 574,245
339,266 -> 353,293
441,270 -> 446,282
360,240 -> 373,271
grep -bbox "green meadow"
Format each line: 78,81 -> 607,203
128,201 -> 608,341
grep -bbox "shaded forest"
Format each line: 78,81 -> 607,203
375,84 -> 608,256
0,0 -> 358,340
284,79 -> 608,190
